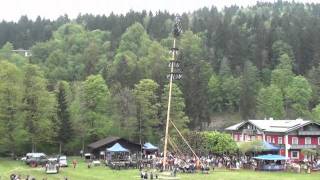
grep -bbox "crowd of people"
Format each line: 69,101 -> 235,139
9,174 -> 69,180
141,152 -> 320,174
144,153 -> 248,172
7,151 -> 320,180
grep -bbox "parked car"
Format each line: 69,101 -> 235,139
25,153 -> 46,160
58,155 -> 68,167
25,153 -> 48,166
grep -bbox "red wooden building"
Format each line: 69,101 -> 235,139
225,118 -> 320,161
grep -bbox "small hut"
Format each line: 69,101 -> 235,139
87,136 -> 141,159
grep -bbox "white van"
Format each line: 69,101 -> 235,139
59,155 -> 68,167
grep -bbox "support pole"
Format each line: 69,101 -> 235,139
170,121 -> 200,160
168,135 -> 183,155
170,119 -> 202,166
59,142 -> 62,155
163,38 -> 176,170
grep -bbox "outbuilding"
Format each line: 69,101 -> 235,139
87,136 -> 141,159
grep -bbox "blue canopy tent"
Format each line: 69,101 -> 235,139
261,141 -> 280,151
107,143 -> 129,152
253,154 -> 288,171
253,154 -> 288,161
143,142 -> 158,151
106,143 -> 130,164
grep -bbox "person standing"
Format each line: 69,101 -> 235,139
72,159 -> 77,169
80,150 -> 83,158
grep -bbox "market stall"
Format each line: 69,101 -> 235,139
106,143 -> 131,169
253,154 -> 288,171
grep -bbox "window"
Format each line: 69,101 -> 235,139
251,136 -> 256,141
272,138 -> 275,144
278,137 -> 283,144
318,137 -> 320,145
257,136 -> 262,140
291,151 -> 299,159
305,137 -> 311,145
292,137 -> 299,145
267,136 -> 271,143
246,135 -> 250,141
234,134 -> 238,141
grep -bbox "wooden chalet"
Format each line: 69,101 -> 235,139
87,136 -> 141,158
225,118 -> 320,161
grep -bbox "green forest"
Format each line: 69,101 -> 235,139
1,1 -> 320,156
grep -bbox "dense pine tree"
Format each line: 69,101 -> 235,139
55,81 -> 73,153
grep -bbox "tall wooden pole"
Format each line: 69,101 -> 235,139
163,38 -> 176,170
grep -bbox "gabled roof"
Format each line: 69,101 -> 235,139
225,122 -> 246,131
225,118 -> 315,133
88,136 -> 121,149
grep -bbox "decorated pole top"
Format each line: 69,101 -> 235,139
173,15 -> 182,38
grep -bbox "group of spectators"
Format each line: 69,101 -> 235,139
286,159 -> 320,173
9,174 -> 69,180
142,153 -> 213,173
9,174 -> 40,180
143,152 -> 320,173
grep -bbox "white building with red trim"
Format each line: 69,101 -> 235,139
225,118 -> 320,161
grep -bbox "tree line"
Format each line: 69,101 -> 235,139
1,1 -> 320,155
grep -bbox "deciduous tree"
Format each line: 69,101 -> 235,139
0,61 -> 26,157
22,64 -> 56,152
257,85 -> 285,119
80,75 -> 112,142
133,79 -> 160,143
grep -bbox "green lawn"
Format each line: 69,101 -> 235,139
0,157 -> 320,180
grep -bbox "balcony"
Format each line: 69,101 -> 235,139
242,129 -> 256,135
290,144 -> 318,149
298,131 -> 320,135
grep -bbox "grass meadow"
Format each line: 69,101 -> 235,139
1,157 -> 320,180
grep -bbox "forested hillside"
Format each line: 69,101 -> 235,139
1,1 -> 320,155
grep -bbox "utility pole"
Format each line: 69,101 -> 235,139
139,109 -> 142,160
162,16 -> 182,170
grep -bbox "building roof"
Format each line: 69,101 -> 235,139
87,136 -> 121,149
225,118 -> 312,133
225,122 -> 245,131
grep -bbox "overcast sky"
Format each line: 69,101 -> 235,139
1,0 -> 319,21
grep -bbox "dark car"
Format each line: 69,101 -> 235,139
26,155 -> 48,167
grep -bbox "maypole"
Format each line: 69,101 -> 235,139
163,16 -> 182,170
